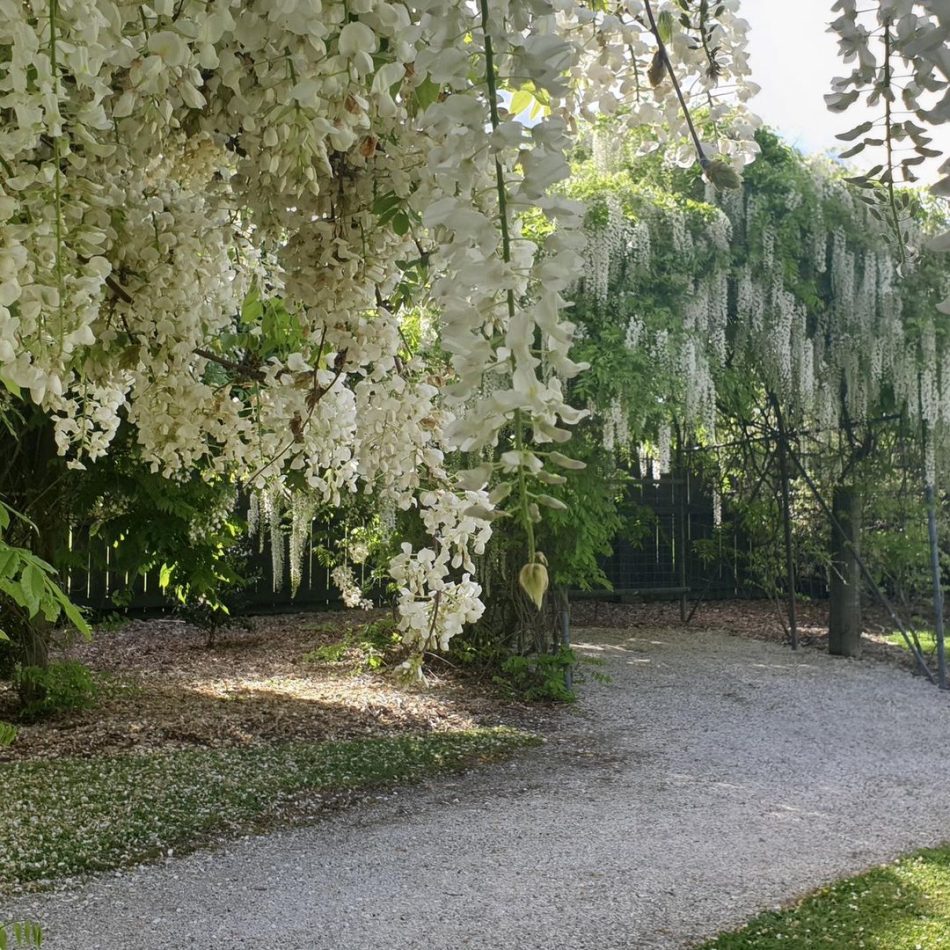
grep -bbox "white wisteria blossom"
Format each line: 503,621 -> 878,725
1,0 -> 755,651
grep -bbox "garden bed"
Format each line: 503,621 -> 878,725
0,609 -> 540,764
0,609 -> 546,894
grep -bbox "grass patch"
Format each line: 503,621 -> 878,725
699,845 -> 950,949
883,630 -> 940,654
0,727 -> 537,892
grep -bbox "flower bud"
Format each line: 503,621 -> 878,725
519,562 -> 549,610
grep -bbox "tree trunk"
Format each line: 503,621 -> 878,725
7,416 -> 64,708
829,484 -> 862,657
16,618 -> 50,708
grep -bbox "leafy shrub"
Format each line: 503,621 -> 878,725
302,616 -> 402,674
64,430 -> 254,627
302,641 -> 349,664
359,617 -> 401,650
15,661 -> 98,721
0,720 -> 16,747
494,647 -> 576,703
0,921 -> 43,949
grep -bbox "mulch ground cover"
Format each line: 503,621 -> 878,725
0,609 -> 544,763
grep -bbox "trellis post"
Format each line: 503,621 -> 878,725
771,396 -> 799,651
925,481 -> 947,689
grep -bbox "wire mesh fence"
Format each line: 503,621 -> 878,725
64,464 -> 850,616
593,471 -> 746,600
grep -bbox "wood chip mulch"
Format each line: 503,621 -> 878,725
0,609 -> 547,764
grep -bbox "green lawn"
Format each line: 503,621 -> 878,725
883,630 -> 941,654
0,727 -> 537,891
700,846 -> 950,949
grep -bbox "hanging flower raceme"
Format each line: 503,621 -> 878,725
1,0 -> 760,653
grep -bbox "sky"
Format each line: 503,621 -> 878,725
740,0 -> 949,185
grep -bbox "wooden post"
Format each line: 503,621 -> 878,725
676,427 -> 688,623
787,442 -> 934,682
828,484 -> 863,658
925,483 -> 947,689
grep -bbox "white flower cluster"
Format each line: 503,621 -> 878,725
624,313 -> 644,352
564,0 -> 760,167
601,397 -> 631,455
389,489 -> 492,652
586,196 -> 627,305
706,211 -> 733,253
657,423 -> 672,475
186,487 -> 240,546
637,422 -> 672,482
1,0 -> 760,653
330,565 -> 373,611
582,132 -> 950,502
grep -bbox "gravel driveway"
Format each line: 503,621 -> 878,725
5,626 -> 950,949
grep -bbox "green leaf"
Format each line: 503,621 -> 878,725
391,210 -> 410,236
838,141 -> 866,159
412,77 -> 441,111
241,287 -> 263,324
372,191 -> 401,216
0,577 -> 29,609
0,547 -> 18,578
21,563 -> 44,616
118,345 -> 142,370
159,563 -> 174,589
0,374 -> 21,398
509,88 -> 534,115
58,595 -> 91,638
657,10 -> 675,43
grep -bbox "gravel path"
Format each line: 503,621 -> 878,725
5,626 -> 950,949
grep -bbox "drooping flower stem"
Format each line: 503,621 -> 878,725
478,0 -> 536,562
643,0 -> 708,167
49,0 -> 66,347
881,19 -> 907,269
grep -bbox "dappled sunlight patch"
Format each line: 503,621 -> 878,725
573,630 -> 672,652
570,601 -> 931,676
1,612 -> 530,762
